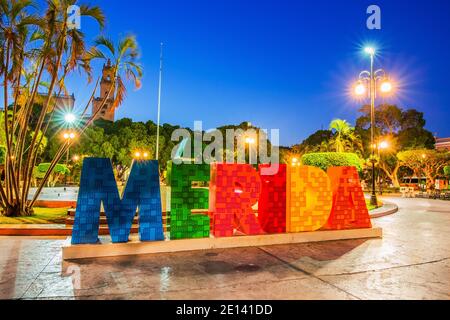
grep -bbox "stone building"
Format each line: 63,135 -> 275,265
37,93 -> 75,110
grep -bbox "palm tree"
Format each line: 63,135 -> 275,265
1,0 -> 41,215
0,0 -> 119,217
329,119 -> 361,153
85,35 -> 143,111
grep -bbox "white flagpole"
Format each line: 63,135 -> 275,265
156,42 -> 163,160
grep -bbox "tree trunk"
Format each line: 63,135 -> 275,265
391,175 -> 400,188
2,204 -> 33,218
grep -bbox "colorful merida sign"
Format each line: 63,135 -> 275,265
71,158 -> 371,245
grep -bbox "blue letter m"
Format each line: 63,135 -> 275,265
72,158 -> 164,244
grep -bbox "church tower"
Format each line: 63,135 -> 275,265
92,60 -> 116,121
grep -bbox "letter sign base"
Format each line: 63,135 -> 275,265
62,227 -> 382,260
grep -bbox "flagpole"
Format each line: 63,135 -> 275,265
156,42 -> 163,160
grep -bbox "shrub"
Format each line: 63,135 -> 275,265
0,145 -> 5,164
32,163 -> 70,187
301,152 -> 363,172
444,166 -> 450,178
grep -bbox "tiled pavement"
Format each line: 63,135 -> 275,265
0,197 -> 449,300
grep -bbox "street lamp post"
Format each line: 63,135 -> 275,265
354,47 -> 393,207
245,137 -> 256,165
377,140 -> 389,195
62,131 -> 76,185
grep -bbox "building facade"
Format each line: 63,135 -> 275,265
436,137 -> 450,151
37,93 -> 75,111
92,60 -> 117,122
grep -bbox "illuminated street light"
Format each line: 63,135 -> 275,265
364,47 -> 375,56
352,46 -> 396,207
244,136 -> 256,164
380,81 -> 393,93
62,131 -> 76,141
245,137 -> 256,145
62,130 -> 77,186
72,155 -> 80,162
133,150 -> 151,161
64,113 -> 77,124
379,141 -> 389,150
354,82 -> 367,96
291,157 -> 299,167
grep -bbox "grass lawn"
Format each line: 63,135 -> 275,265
0,207 -> 68,225
366,199 -> 382,211
0,199 -> 379,225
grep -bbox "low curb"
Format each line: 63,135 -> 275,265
0,225 -> 71,236
370,202 -> 399,219
1,204 -> 398,236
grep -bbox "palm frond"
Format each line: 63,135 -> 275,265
84,46 -> 107,62
112,76 -> 126,109
94,36 -> 115,56
79,4 -> 105,29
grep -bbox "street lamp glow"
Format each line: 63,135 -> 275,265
379,141 -> 389,150
134,151 -> 141,159
143,152 -> 149,159
354,83 -> 367,96
64,113 -> 76,124
364,47 -> 375,56
63,131 -> 76,141
245,137 -> 256,144
380,81 -> 393,93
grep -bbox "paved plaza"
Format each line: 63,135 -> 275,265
0,197 -> 449,300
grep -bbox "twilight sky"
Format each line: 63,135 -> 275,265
68,0 -> 450,146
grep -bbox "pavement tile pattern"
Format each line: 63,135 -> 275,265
0,197 -> 449,300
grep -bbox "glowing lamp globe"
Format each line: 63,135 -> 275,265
379,141 -> 389,150
354,83 -> 366,96
380,81 -> 393,93
364,47 -> 375,55
64,113 -> 76,124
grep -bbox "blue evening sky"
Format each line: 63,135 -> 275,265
69,0 -> 450,146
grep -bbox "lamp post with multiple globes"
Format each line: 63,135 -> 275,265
353,47 -> 394,206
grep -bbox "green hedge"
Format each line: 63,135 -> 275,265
301,152 -> 363,172
444,166 -> 450,178
33,163 -> 70,179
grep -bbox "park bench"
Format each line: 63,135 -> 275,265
400,187 -> 415,198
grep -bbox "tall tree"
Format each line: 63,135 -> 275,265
356,105 -> 435,187
356,104 -> 402,136
292,129 -> 333,154
397,150 -> 450,190
0,0 -> 142,217
85,34 -> 143,110
329,119 -> 361,153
